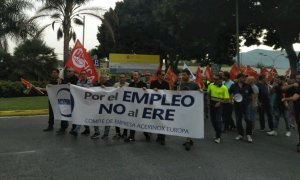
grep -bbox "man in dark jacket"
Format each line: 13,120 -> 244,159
124,71 -> 148,143
56,67 -> 78,135
256,75 -> 275,135
150,71 -> 169,145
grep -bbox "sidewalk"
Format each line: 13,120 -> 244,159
0,109 -> 48,117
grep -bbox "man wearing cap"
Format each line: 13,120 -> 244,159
207,74 -> 230,144
229,73 -> 254,143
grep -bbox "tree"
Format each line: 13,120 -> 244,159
0,0 -> 37,52
31,0 -> 114,64
0,49 -> 15,80
97,0 -> 236,72
225,0 -> 300,76
14,38 -> 58,81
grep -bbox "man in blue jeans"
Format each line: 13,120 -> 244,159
256,75 -> 275,135
282,73 -> 300,151
229,73 -> 254,143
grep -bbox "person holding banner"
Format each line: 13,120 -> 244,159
150,71 -> 169,145
56,67 -> 78,135
178,69 -> 201,151
124,71 -> 149,143
207,74 -> 230,144
41,68 -> 62,132
91,74 -> 113,140
144,71 -> 152,89
111,73 -> 129,140
69,70 -> 93,136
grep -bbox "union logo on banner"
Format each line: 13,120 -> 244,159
66,40 -> 99,83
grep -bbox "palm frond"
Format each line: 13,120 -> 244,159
80,13 -> 115,42
28,14 -> 52,23
37,4 -> 64,15
35,23 -> 53,39
57,28 -> 63,40
51,13 -> 62,19
72,31 -> 77,42
73,18 -> 84,25
73,7 -> 107,15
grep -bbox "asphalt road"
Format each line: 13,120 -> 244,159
0,116 -> 299,180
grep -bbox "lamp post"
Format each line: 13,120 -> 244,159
263,53 -> 285,67
235,0 -> 240,71
77,15 -> 85,47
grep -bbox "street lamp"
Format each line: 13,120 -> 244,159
235,0 -> 240,71
77,15 -> 85,47
263,53 -> 285,67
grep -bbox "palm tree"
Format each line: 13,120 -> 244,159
0,0 -> 36,52
30,0 -> 115,64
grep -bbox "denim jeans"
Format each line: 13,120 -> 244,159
258,102 -> 274,130
249,106 -> 257,122
273,107 -> 291,131
235,104 -> 252,136
295,111 -> 300,142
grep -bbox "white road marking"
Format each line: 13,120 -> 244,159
0,150 -> 37,156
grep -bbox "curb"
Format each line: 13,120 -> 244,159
0,109 -> 48,117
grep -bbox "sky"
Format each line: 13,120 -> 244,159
9,0 -> 122,60
8,0 -> 300,60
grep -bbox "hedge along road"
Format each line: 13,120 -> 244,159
0,96 -> 48,117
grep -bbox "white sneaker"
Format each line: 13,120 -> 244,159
286,131 -> 291,137
235,135 -> 243,140
246,135 -> 253,143
267,130 -> 277,136
214,138 -> 221,144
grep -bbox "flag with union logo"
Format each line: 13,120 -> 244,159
65,40 -> 98,83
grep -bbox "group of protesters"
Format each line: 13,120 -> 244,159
40,66 -> 300,151
207,70 -> 300,151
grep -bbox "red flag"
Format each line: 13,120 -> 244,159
267,67 -> 278,81
151,64 -> 161,81
203,65 -> 213,81
65,40 -> 98,83
270,66 -> 278,74
285,68 -> 291,77
240,65 -> 246,73
229,64 -> 239,80
260,68 -> 268,75
245,65 -> 259,78
195,67 -> 205,89
166,66 -> 177,89
21,78 -> 33,94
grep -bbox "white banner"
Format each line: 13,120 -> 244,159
47,84 -> 204,138
47,84 -> 72,121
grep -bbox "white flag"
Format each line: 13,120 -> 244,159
183,63 -> 196,80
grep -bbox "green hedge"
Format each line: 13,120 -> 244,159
0,81 -> 48,98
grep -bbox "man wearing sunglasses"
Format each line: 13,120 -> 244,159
150,71 -> 170,145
